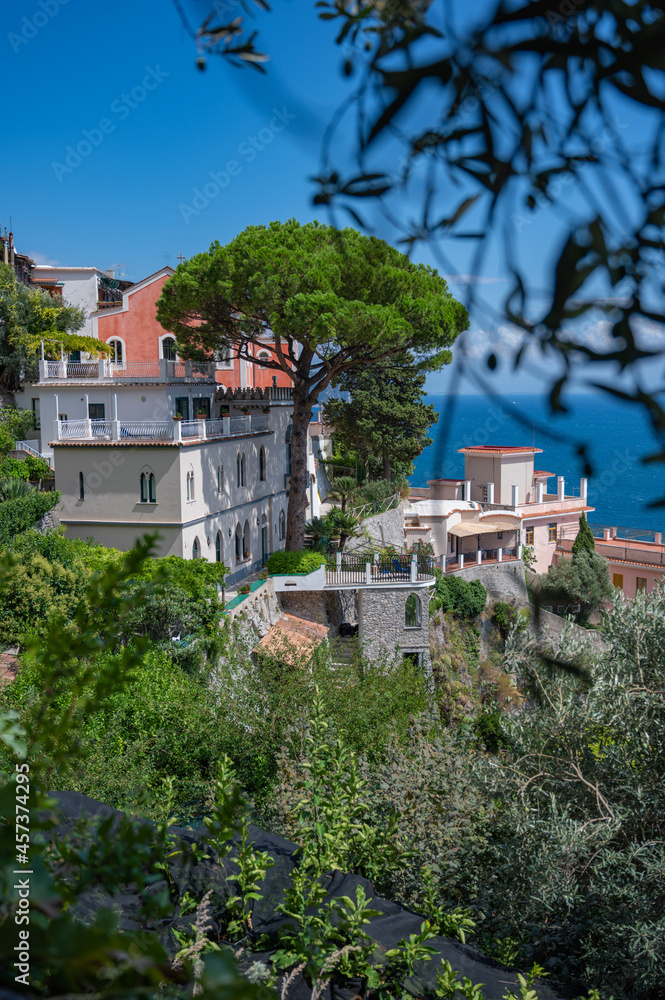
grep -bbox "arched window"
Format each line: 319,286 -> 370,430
235,523 -> 242,562
192,536 -> 200,559
162,337 -> 176,361
216,530 -> 223,563
279,509 -> 286,540
243,519 -> 250,560
78,471 -> 85,500
148,473 -> 156,503
237,452 -> 246,487
140,472 -> 148,503
405,594 -> 422,628
217,464 -> 224,493
259,446 -> 266,481
257,350 -> 270,362
186,470 -> 195,501
108,338 -> 123,363
285,424 -> 292,475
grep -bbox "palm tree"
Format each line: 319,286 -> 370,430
327,476 -> 358,513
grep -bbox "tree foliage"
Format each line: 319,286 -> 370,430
572,512 -> 596,560
538,550 -> 614,617
323,358 -> 438,480
181,1 -> 665,505
430,568 -> 487,619
156,220 -> 467,548
0,263 -> 99,390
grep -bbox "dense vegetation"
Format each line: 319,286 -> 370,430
1,527 -> 663,998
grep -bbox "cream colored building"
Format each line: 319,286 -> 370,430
48,381 -> 294,584
405,445 -> 594,573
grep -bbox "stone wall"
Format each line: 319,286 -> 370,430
530,604 -> 607,653
455,561 -> 528,604
278,590 -> 329,625
344,502 -> 406,553
358,586 -> 432,674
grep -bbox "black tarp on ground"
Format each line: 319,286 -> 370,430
47,791 -> 563,1000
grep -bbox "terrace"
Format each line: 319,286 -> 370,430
37,359 -> 216,383
52,413 -> 271,445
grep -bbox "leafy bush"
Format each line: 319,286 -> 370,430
430,569 -> 487,618
0,454 -> 52,481
265,549 -> 325,574
492,601 -> 529,638
0,489 -> 60,546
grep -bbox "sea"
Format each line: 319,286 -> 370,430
409,394 -> 665,532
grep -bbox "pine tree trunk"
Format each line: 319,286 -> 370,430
285,387 -> 314,551
383,453 -> 392,481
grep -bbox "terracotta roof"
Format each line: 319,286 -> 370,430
255,614 -> 329,663
521,505 -> 594,520
0,651 -> 20,687
534,470 -> 555,477
426,478 -> 465,484
457,446 -> 543,455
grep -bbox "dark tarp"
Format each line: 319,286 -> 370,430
46,791 -> 563,1000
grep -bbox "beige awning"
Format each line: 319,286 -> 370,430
448,519 -> 519,537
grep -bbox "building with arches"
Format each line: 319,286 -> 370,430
50,387 -> 295,584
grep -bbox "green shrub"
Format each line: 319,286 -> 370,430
0,489 -> 60,546
0,454 -> 52,481
266,549 -> 325,575
430,570 -> 486,619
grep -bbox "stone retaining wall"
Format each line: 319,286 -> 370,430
344,502 -> 406,553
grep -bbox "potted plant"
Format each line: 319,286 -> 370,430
262,406 -> 271,414
259,569 -> 269,580
220,406 -> 230,416
241,406 -> 250,415
172,412 -> 183,421
238,583 -> 251,594
196,410 -> 207,419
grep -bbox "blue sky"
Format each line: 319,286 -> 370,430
3,0 -> 660,402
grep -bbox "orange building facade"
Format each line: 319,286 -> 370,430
94,268 -> 292,397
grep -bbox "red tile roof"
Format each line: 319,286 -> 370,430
457,446 -> 543,455
534,470 -> 554,477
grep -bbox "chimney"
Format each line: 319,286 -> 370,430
511,484 -> 519,506
557,476 -> 565,501
8,231 -> 14,265
487,481 -> 494,504
580,477 -> 587,501
105,269 -> 115,278
536,481 -> 544,503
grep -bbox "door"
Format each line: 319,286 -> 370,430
175,397 -> 189,420
613,573 -> 623,589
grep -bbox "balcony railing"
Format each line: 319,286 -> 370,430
53,413 -> 271,444
39,359 -> 217,382
325,553 -> 435,586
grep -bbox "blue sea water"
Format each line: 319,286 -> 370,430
409,394 -> 665,531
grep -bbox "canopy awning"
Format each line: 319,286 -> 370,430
448,519 -> 520,537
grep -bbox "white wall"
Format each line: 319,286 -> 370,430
33,267 -> 102,338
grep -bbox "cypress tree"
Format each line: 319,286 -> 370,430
572,511 -> 595,560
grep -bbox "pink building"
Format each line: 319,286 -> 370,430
95,268 -> 292,396
557,526 -> 665,597
405,445 -> 594,573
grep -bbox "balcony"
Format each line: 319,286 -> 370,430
443,547 -> 520,573
53,414 -> 271,445
37,359 -> 216,383
324,553 -> 436,587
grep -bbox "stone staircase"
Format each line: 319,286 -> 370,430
332,634 -> 359,665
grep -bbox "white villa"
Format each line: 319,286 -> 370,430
405,445 -> 594,573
